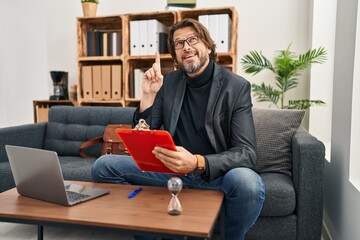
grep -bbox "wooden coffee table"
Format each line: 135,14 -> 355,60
0,181 -> 224,240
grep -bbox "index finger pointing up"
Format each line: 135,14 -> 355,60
155,52 -> 161,69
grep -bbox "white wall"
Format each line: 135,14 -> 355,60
309,0 -> 336,161
0,0 -> 312,127
0,0 -> 48,127
322,0 -> 360,239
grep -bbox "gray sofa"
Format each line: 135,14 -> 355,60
0,106 -> 325,240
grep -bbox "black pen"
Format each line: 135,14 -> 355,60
128,187 -> 142,199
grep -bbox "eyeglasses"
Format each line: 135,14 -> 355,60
173,36 -> 199,50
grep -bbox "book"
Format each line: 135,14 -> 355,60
159,32 -> 169,54
116,32 -> 122,55
134,68 -> 144,99
86,31 -> 96,56
103,32 -> 108,56
107,32 -> 113,56
94,31 -> 104,56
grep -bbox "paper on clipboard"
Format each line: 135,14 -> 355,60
116,129 -> 187,175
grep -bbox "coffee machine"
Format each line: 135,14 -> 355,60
50,71 -> 69,100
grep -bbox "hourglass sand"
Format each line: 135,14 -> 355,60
167,177 -> 183,215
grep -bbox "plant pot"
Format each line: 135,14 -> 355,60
82,2 -> 97,17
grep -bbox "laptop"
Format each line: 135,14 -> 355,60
5,145 -> 109,206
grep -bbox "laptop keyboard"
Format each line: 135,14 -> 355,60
66,191 -> 90,202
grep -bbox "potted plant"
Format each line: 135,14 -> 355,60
240,44 -> 327,109
81,0 -> 98,17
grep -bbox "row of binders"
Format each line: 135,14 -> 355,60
199,14 -> 232,52
130,19 -> 169,56
86,30 -> 122,57
81,65 -> 122,100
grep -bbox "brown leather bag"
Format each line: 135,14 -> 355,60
79,124 -> 132,158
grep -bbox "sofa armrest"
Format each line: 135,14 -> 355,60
292,127 -> 325,240
0,123 -> 47,163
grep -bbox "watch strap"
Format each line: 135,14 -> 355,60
195,154 -> 205,169
193,154 -> 205,175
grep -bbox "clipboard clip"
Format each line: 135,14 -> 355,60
134,119 -> 150,130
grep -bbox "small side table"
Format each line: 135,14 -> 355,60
33,100 -> 75,123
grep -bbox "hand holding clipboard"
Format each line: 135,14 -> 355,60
116,128 -> 187,175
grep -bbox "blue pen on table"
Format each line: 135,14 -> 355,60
128,187 -> 143,199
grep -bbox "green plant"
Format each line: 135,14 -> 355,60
81,0 -> 98,4
240,44 -> 327,109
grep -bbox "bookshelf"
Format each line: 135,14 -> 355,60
76,6 -> 238,107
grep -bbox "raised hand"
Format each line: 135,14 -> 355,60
142,52 -> 163,95
139,52 -> 164,111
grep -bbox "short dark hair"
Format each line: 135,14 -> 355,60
168,18 -> 218,68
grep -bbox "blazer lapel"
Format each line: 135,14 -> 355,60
205,64 -> 224,151
169,73 -> 187,136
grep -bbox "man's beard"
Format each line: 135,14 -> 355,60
179,53 -> 209,74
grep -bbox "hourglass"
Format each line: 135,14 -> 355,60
167,177 -> 183,215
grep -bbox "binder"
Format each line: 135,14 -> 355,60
81,66 -> 93,99
139,20 -> 148,55
218,14 -> 232,52
101,65 -> 111,100
92,65 -> 102,99
198,15 -> 209,29
112,31 -> 122,56
130,21 -> 140,56
111,65 -> 122,100
208,14 -> 219,46
147,19 -> 166,55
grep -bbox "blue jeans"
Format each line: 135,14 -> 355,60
91,155 -> 265,240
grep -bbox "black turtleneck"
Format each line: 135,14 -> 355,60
173,60 -> 216,156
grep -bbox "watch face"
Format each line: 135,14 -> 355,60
193,167 -> 204,176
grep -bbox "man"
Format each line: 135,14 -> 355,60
91,18 -> 265,240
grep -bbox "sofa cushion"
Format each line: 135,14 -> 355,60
259,173 -> 296,216
252,108 -> 305,176
246,214 -> 297,240
44,106 -> 136,157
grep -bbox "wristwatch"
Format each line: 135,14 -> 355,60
193,154 -> 206,176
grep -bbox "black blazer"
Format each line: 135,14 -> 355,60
138,63 -> 257,181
